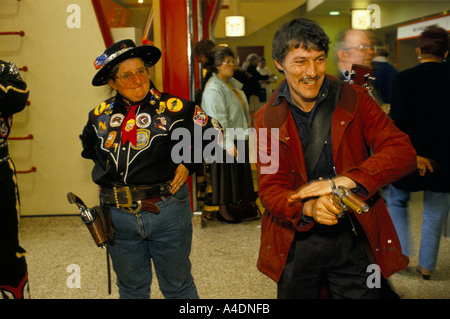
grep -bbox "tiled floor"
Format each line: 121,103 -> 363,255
16,190 -> 449,299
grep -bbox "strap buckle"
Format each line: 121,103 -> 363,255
113,186 -> 142,214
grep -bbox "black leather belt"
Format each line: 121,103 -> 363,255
100,183 -> 172,213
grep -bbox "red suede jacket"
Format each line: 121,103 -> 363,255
254,76 -> 416,282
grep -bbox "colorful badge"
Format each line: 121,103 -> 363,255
110,113 -> 124,127
211,118 -> 222,131
156,101 -> 166,114
105,102 -> 114,115
94,102 -> 108,116
0,117 -> 8,138
151,88 -> 161,100
193,105 -> 208,126
166,98 -> 184,112
136,113 -> 151,128
151,114 -> 171,133
124,118 -> 136,132
131,129 -> 151,150
97,114 -> 110,136
105,131 -> 117,148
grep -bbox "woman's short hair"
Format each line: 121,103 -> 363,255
208,45 -> 235,73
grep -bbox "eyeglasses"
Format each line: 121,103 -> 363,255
372,45 -> 386,53
343,44 -> 373,51
221,59 -> 236,65
113,66 -> 150,86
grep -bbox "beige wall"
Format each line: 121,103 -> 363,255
1,0 -> 109,215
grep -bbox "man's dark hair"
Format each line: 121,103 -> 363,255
194,39 -> 216,57
272,18 -> 330,65
417,25 -> 449,59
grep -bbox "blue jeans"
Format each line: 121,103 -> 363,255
108,184 -> 198,299
386,185 -> 450,270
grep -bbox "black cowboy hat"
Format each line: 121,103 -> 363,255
92,39 -> 161,86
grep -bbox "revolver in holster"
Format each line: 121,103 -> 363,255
329,179 -> 369,215
67,192 -> 114,248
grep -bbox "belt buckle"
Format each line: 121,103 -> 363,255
113,186 -> 142,213
113,186 -> 133,208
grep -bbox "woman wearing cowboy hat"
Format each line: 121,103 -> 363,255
80,39 -> 222,299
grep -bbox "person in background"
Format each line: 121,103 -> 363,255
370,37 -> 398,109
334,29 -> 399,297
0,60 -> 30,299
201,46 -> 255,223
194,39 -> 216,105
80,39 -> 221,298
335,29 -> 374,81
386,25 -> 450,280
241,53 -> 274,126
254,18 -> 416,299
257,56 -> 277,104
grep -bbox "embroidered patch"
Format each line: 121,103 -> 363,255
131,129 -> 151,150
94,102 -> 108,116
166,98 -> 183,112
97,114 -> 110,136
151,114 -> 171,133
211,118 -> 222,131
149,91 -> 160,105
110,113 -> 124,127
193,105 -> 208,126
136,113 -> 151,128
105,131 -> 117,148
124,118 -> 136,132
0,117 -> 8,138
105,102 -> 114,115
151,89 -> 161,100
156,101 -> 166,114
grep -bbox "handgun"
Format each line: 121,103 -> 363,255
67,192 -> 108,248
329,179 -> 369,215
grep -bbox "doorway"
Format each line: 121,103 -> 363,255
236,46 -> 264,67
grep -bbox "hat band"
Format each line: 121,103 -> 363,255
103,47 -> 134,67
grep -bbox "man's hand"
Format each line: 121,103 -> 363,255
170,163 -> 189,194
288,176 -> 357,202
303,195 -> 341,225
417,156 -> 434,176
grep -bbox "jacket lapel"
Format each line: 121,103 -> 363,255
331,81 -> 358,166
262,82 -> 308,183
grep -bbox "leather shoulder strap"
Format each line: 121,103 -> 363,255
304,80 -> 344,176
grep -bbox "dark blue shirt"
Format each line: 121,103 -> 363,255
274,77 -> 335,181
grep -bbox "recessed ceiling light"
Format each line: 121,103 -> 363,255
329,11 -> 340,16
138,0 -> 144,3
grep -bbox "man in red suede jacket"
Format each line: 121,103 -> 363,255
254,18 -> 416,299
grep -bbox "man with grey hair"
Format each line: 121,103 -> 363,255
335,29 -> 374,81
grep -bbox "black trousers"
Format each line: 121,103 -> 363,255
0,161 -> 29,299
277,216 -> 380,299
